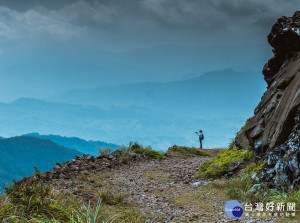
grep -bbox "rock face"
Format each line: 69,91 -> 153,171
235,11 -> 300,188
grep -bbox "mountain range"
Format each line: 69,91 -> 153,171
56,69 -> 266,118
0,136 -> 82,192
0,44 -> 269,102
22,133 -> 119,156
0,69 -> 266,150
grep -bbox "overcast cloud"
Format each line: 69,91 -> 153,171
0,0 -> 298,102
0,0 -> 297,48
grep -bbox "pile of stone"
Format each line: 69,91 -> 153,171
18,150 -> 146,185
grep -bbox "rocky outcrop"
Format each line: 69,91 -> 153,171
235,11 -> 300,189
263,11 -> 300,86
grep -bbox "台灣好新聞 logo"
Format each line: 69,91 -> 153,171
225,200 -> 243,217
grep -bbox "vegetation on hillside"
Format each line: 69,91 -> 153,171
128,142 -> 166,160
0,168 -> 145,223
209,163 -> 300,221
198,147 -> 300,221
166,145 -> 212,157
198,148 -> 253,178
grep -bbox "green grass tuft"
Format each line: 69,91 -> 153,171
128,142 -> 166,159
166,145 -> 211,157
98,190 -> 127,206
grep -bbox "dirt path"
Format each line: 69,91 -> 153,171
51,154 -> 279,222
107,156 -> 278,223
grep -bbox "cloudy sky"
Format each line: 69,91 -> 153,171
0,0 -> 297,102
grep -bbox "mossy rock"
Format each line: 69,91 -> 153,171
198,149 -> 254,178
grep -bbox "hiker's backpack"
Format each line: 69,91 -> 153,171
200,134 -> 204,140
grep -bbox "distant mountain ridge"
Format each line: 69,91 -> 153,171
0,69 -> 267,149
0,136 -> 82,192
23,133 -> 119,156
0,98 -> 190,150
0,44 -> 268,102
56,69 -> 266,118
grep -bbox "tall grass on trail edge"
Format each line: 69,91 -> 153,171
0,168 -> 117,223
70,199 -> 116,223
198,148 -> 253,178
166,145 -> 212,157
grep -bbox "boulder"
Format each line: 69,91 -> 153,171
228,158 -> 245,172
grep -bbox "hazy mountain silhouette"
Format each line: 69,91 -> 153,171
0,69 -> 267,150
0,98 -> 196,149
1,44 -> 268,102
57,69 -> 266,118
23,133 -> 119,156
0,136 -> 82,192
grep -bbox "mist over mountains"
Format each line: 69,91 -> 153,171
0,44 -> 268,102
0,69 -> 266,150
57,69 -> 266,118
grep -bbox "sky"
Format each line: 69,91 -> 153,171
0,0 -> 297,102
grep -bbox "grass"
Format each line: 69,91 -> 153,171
198,148 -> 253,178
223,163 -> 300,222
172,183 -> 227,221
103,206 -> 146,223
128,142 -> 166,160
1,182 -> 110,223
98,190 -> 127,206
225,163 -> 259,201
0,167 -> 146,223
166,145 -> 212,157
98,148 -> 111,156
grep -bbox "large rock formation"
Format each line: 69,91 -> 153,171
235,11 -> 300,189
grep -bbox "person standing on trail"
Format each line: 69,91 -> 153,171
195,130 -> 204,149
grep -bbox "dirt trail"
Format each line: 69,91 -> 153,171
50,154 -> 278,222
106,156 -> 278,223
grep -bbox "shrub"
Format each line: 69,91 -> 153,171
198,149 -> 253,178
129,142 -> 166,160
120,154 -> 130,164
3,167 -> 69,221
166,145 -> 211,157
98,148 -> 111,156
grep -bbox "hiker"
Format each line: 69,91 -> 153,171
195,130 -> 204,149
